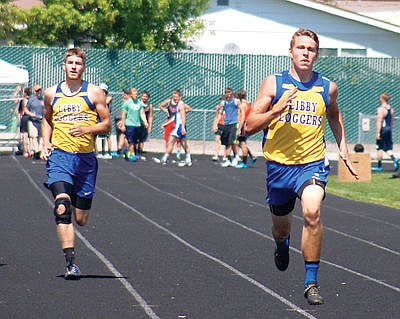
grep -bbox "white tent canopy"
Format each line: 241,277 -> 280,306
0,59 -> 29,84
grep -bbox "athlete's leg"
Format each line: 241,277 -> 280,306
54,193 -> 76,250
271,213 -> 292,242
300,184 -> 324,262
73,196 -> 92,226
301,184 -> 325,304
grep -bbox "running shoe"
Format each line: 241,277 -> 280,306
231,158 -> 238,167
235,162 -> 248,168
178,160 -> 192,167
304,283 -> 324,305
65,264 -> 81,280
371,166 -> 383,172
248,156 -> 258,167
152,157 -> 161,163
126,155 -> 138,162
274,248 -> 289,271
393,159 -> 399,171
211,156 -> 219,161
103,153 -> 112,160
111,151 -> 121,158
221,160 -> 231,167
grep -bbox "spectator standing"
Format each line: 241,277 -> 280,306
158,89 -> 192,166
18,87 -> 31,157
111,89 -> 130,158
25,84 -> 44,157
236,89 -> 257,168
219,87 -> 245,167
372,92 -> 399,172
120,88 -> 149,161
96,83 -> 113,159
139,90 -> 154,160
211,95 -> 225,161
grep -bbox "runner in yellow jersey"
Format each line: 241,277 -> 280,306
41,48 -> 111,279
246,29 -> 359,305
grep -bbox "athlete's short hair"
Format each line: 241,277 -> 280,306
64,47 -> 86,65
290,29 -> 319,52
236,89 -> 247,100
224,87 -> 233,94
380,92 -> 390,102
142,90 -> 151,98
173,89 -> 183,97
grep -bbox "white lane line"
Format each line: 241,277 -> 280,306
96,186 -> 319,319
14,157 -> 161,319
175,172 -> 400,256
124,169 -> 400,293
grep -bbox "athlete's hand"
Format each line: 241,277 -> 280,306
275,88 -> 297,115
116,120 -> 126,133
340,154 -> 360,180
40,143 -> 53,161
69,124 -> 87,137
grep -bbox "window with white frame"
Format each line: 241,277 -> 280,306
320,48 -> 338,57
341,48 -> 367,57
217,0 -> 229,6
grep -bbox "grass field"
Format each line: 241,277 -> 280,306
327,172 -> 400,210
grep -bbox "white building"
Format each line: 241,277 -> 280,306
189,0 -> 400,57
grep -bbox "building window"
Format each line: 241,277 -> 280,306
341,48 -> 367,57
320,48 -> 338,57
217,0 -> 229,6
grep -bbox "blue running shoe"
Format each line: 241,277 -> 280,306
65,264 -> 81,280
393,159 -> 399,171
248,156 -> 258,167
127,155 -> 138,162
371,166 -> 383,172
235,162 -> 248,168
110,151 -> 121,158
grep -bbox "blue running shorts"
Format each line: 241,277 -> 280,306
171,124 -> 187,139
266,158 -> 330,206
45,149 -> 98,199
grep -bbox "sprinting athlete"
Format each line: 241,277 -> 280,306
246,28 -> 358,305
41,48 -> 111,280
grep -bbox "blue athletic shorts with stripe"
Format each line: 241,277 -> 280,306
171,124 -> 186,139
45,149 -> 98,199
266,158 -> 330,206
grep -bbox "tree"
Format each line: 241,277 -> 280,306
5,0 -> 210,51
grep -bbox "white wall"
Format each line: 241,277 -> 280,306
189,0 -> 400,57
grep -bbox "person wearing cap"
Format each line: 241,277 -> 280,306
25,84 -> 44,158
96,83 -> 113,159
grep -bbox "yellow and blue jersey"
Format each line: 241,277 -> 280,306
51,81 -> 98,153
263,70 -> 330,165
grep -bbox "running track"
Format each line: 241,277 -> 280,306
1,154 -> 399,319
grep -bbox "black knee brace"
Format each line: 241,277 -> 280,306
54,197 -> 72,225
269,198 -> 296,216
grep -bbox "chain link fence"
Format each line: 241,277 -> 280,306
1,46 -> 400,147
